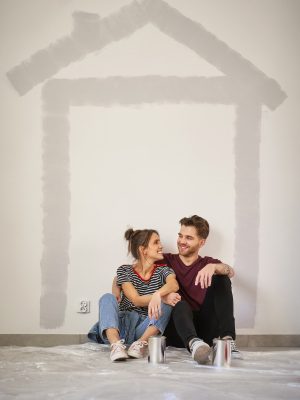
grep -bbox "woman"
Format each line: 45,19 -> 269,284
88,228 -> 179,362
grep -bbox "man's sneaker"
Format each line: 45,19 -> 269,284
189,338 -> 211,364
110,339 -> 129,362
229,339 -> 243,359
220,336 -> 243,359
127,340 -> 148,359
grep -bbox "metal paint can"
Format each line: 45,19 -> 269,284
212,339 -> 231,367
148,335 -> 166,364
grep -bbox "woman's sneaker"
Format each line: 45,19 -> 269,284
110,339 -> 129,362
189,338 -> 211,364
127,340 -> 148,359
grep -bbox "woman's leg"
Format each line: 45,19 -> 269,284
98,293 -> 128,361
98,293 -> 121,344
127,303 -> 172,359
135,303 -> 173,340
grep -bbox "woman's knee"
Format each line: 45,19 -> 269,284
161,302 -> 172,314
99,293 -> 116,306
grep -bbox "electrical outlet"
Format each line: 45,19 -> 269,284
77,300 -> 90,313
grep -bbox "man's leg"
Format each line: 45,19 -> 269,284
210,275 -> 236,339
166,301 -> 197,348
164,301 -> 211,364
199,275 -> 242,358
164,316 -> 185,348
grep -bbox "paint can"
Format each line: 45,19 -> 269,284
148,335 -> 166,364
212,339 -> 231,367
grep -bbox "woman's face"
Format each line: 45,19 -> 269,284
144,232 -> 164,261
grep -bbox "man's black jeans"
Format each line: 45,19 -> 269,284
164,275 -> 236,349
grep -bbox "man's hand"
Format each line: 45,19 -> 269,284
162,292 -> 181,306
195,263 -> 216,288
148,292 -> 162,320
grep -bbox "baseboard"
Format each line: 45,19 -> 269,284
235,335 -> 300,347
0,334 -> 88,347
0,334 -> 299,347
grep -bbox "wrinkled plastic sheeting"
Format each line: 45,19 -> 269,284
0,344 -> 299,400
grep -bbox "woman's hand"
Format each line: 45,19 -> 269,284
162,292 -> 181,306
148,292 -> 162,320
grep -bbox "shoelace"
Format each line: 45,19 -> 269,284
230,340 -> 238,352
212,338 -> 237,351
111,339 -> 126,352
131,340 -> 148,350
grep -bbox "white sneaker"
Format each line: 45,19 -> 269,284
189,338 -> 211,364
127,340 -> 148,359
218,336 -> 243,360
110,339 -> 129,362
229,339 -> 243,359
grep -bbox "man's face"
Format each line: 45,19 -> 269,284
177,225 -> 205,257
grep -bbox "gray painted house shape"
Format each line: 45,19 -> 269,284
7,0 -> 286,329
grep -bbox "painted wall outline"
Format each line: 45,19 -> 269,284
7,0 -> 287,328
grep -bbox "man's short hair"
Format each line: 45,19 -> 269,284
179,215 -> 209,239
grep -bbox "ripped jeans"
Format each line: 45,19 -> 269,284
88,293 -> 172,345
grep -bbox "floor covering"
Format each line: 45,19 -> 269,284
0,343 -> 299,399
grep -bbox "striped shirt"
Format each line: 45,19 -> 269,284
117,264 -> 175,316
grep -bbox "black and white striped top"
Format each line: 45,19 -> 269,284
117,264 -> 175,316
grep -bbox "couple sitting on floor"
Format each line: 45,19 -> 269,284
88,215 -> 242,363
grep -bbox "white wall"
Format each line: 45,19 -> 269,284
0,0 -> 299,334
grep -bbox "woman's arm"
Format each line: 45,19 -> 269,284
112,276 -> 122,303
148,274 -> 179,319
121,274 -> 179,319
121,274 -> 178,306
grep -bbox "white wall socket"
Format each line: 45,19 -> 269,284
77,300 -> 90,313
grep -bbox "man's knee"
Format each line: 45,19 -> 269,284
172,300 -> 192,317
211,275 -> 232,290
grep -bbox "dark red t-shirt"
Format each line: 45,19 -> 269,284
160,253 -> 221,310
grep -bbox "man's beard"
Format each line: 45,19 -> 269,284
178,245 -> 198,257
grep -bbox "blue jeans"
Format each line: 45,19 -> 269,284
88,293 -> 172,345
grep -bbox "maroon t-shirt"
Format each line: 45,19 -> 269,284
161,253 -> 221,310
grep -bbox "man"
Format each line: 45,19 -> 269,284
162,215 -> 242,364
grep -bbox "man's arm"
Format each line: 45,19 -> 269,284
215,263 -> 235,278
195,263 -> 235,289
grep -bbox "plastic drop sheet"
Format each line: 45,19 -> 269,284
0,344 -> 299,400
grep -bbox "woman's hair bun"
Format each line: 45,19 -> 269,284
124,228 -> 135,241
